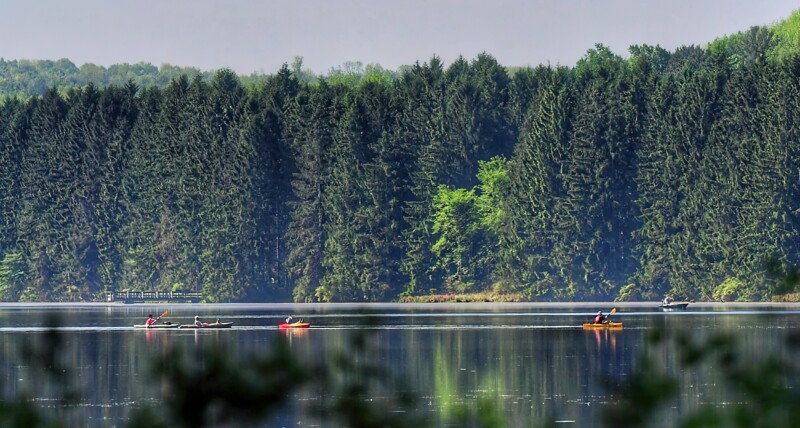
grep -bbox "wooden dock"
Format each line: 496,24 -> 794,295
106,290 -> 202,304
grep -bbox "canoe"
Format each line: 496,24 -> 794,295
659,303 -> 689,311
133,323 -> 181,329
179,322 -> 234,329
583,322 -> 623,330
279,321 -> 310,329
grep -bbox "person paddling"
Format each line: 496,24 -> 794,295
145,310 -> 170,327
594,311 -> 607,324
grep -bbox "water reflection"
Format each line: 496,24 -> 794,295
278,330 -> 309,355
0,303 -> 797,426
591,328 -> 619,351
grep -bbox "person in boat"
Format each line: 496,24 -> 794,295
663,296 -> 671,305
285,315 -> 293,324
194,315 -> 208,327
594,311 -> 607,324
146,314 -> 157,328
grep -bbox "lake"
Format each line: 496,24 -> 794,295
0,302 -> 797,427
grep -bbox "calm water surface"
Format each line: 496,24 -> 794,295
0,302 -> 798,427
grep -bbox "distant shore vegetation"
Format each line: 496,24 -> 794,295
1,10 -> 800,303
0,56 -> 397,101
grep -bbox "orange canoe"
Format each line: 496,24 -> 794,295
582,322 -> 623,330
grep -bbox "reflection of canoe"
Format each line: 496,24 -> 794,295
658,303 -> 689,311
280,326 -> 308,336
583,322 -> 623,330
279,322 -> 310,329
179,322 -> 234,329
133,323 -> 181,329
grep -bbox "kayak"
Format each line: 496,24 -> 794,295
583,322 -> 623,330
659,303 -> 689,311
179,322 -> 234,329
279,321 -> 310,329
133,323 -> 181,329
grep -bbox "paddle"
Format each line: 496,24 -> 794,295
156,310 -> 168,324
606,308 -> 616,323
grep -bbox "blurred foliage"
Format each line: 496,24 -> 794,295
0,316 -> 432,427
606,328 -> 800,428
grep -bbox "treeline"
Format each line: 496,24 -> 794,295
0,57 -> 393,99
0,58 -> 210,99
2,15 -> 800,302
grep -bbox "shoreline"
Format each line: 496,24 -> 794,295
1,301 -> 799,310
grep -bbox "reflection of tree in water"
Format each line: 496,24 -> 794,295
434,344 -> 506,427
604,328 -> 800,428
6,315 -> 800,427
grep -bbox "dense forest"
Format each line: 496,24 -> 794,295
1,12 -> 800,302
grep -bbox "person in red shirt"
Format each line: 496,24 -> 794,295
145,314 -> 157,327
593,311 -> 607,324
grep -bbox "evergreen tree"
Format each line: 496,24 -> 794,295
319,78 -> 399,301
90,82 -> 139,295
701,54 -> 791,300
285,82 -> 337,302
0,99 -> 31,274
506,66 -> 573,297
0,249 -> 25,301
397,57 -> 448,295
16,89 -> 68,300
196,69 -> 252,302
242,64 -> 300,300
119,86 -> 166,292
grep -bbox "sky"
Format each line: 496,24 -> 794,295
1,0 -> 798,75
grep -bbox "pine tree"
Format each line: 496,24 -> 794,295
16,89 -> 68,300
506,65 -> 573,297
285,82 -> 337,302
397,57 -> 448,295
242,64 -> 300,300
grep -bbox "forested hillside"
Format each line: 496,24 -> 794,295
2,12 -> 800,302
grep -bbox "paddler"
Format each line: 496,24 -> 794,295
593,311 -> 607,324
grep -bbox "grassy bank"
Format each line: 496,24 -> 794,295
772,292 -> 800,302
398,292 -> 525,303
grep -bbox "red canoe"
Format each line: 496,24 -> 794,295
279,321 -> 310,329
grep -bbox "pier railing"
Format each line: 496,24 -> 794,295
106,290 -> 202,303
